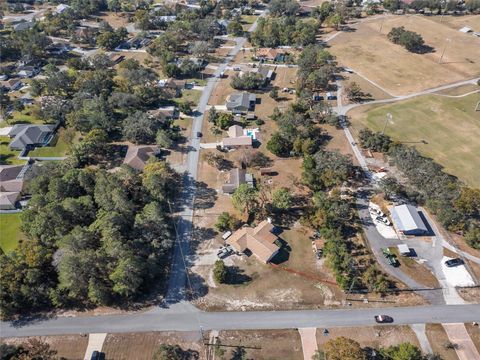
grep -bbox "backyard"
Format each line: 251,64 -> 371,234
0,213 -> 22,253
349,94 -> 480,187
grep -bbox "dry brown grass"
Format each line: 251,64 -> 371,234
218,329 -> 303,360
316,325 -> 420,350
426,324 -> 460,360
329,15 -> 480,95
342,73 -> 393,102
389,247 -> 440,288
465,323 -> 480,356
102,331 -> 204,360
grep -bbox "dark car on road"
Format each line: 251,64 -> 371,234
445,258 -> 465,267
197,131 -> 203,138
374,315 -> 393,323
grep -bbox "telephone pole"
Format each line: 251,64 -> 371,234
382,112 -> 392,135
438,38 -> 451,64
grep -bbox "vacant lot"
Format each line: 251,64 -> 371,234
102,331 -> 204,360
218,329 -> 303,360
426,324 -> 460,360
349,94 -> 480,187
316,325 -> 420,350
0,213 -> 21,253
329,15 -> 480,95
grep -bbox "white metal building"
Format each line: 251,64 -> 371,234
390,204 -> 428,236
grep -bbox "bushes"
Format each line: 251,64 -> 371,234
215,212 -> 240,232
213,260 -> 228,284
387,26 -> 426,53
266,132 -> 293,157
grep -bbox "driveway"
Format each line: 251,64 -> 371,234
443,323 -> 480,360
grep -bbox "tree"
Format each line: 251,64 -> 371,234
270,87 -> 279,100
267,132 -> 293,157
153,344 -> 191,360
213,260 -> 228,284
216,113 -> 233,130
156,129 -> 174,149
123,111 -> 162,144
272,188 -> 293,210
381,343 -> 422,360
387,27 -> 425,53
230,72 -> 265,90
345,82 -> 371,102
227,20 -> 244,36
215,212 -> 240,232
232,184 -> 258,214
358,129 -> 392,152
324,337 -> 365,360
326,13 -> 343,30
465,225 -> 480,250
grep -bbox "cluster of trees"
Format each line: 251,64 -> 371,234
1,25 -> 52,62
250,16 -> 318,47
345,82 -> 372,103
358,128 -> 392,152
208,107 -> 234,131
387,26 -> 426,53
384,0 -> 480,14
215,212 -> 241,232
29,57 -> 177,146
302,150 -> 354,190
296,45 -> 337,99
230,72 -> 265,90
388,144 -> 480,241
315,336 -> 444,360
0,160 -> 179,317
96,22 -> 128,50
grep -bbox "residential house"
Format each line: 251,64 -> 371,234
148,106 -> 179,121
74,26 -> 97,42
226,220 -> 280,263
13,21 -> 35,31
157,15 -> 177,23
17,66 -> 39,78
8,124 -> 56,150
46,43 -> 71,55
123,145 -> 160,171
2,79 -> 22,92
158,78 -> 187,97
55,4 -> 71,13
222,124 -> 253,148
225,92 -> 256,114
222,168 -> 253,194
0,165 -> 25,193
0,192 -> 21,210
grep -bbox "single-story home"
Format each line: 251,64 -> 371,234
0,191 -> 21,210
13,21 -> 35,31
0,164 -> 26,192
46,43 -> 71,55
256,48 -> 279,61
222,168 -> 253,194
148,106 -> 179,121
225,92 -> 256,114
2,79 -> 22,92
158,78 -> 187,96
17,66 -> 39,78
226,219 -> 280,263
8,124 -> 56,150
390,204 -> 428,236
222,125 -> 253,148
55,3 -> 71,13
123,145 -> 160,171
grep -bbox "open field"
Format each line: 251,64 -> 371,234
342,73 -> 393,102
329,15 -> 480,95
426,324 -> 460,360
427,14 -> 480,31
102,331 -> 204,360
0,213 -> 22,253
349,94 -> 480,187
218,329 -> 303,360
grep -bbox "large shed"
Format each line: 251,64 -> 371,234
390,204 -> 428,236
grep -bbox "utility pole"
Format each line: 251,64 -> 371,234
438,38 -> 450,64
382,112 -> 392,135
379,17 -> 386,33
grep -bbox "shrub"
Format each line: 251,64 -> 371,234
213,260 -> 228,284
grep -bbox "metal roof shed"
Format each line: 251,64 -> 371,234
390,204 -> 428,236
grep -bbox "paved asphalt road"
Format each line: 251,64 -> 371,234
1,304 -> 479,338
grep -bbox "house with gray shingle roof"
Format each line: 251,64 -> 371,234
8,124 -> 56,150
225,92 -> 256,114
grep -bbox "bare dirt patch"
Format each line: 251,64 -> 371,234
102,331 -> 204,360
426,324 -> 460,360
329,15 -> 480,95
464,323 -> 480,357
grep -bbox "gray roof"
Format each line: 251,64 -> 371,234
222,168 -> 247,193
9,124 -> 56,150
391,204 -> 428,233
226,92 -> 256,110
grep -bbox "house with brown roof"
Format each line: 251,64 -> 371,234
0,191 -> 21,210
158,78 -> 187,97
0,165 -> 25,193
221,125 -> 253,149
222,168 -> 253,194
226,220 -> 280,263
123,145 -> 159,171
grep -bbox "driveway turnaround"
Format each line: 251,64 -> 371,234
2,304 -> 480,338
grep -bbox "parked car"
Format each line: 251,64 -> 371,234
217,246 -> 233,259
381,217 -> 391,226
445,258 -> 465,267
91,351 -> 99,360
374,315 -> 393,323
197,131 -> 203,138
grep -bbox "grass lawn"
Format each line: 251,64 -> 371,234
350,94 -> 480,187
175,89 -> 202,107
28,134 -> 69,158
0,109 -> 44,128
0,213 -> 22,253
0,136 -> 24,165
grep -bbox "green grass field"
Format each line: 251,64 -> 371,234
0,136 -> 24,165
351,94 -> 480,187
28,134 -> 69,158
0,213 -> 22,253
